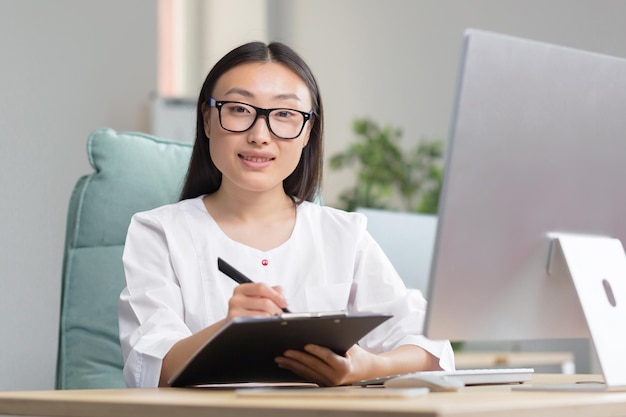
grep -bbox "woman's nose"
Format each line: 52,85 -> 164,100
247,115 -> 272,144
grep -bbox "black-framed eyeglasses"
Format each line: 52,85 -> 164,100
208,98 -> 313,140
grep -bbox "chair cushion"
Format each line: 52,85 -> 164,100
56,128 -> 192,389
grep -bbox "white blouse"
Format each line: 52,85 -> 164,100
119,196 -> 455,387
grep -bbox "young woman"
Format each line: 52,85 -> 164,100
119,41 -> 454,388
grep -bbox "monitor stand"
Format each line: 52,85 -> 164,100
515,233 -> 626,392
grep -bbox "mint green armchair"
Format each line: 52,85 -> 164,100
56,129 -> 192,389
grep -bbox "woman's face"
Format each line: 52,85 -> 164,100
205,61 -> 313,196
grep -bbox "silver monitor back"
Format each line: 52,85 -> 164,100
425,29 -> 626,342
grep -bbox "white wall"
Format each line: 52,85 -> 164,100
0,0 -> 157,390
269,0 -> 626,206
2,0 -> 626,390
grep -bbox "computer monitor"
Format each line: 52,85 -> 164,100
424,29 -> 626,389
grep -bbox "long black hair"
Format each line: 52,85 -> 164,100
179,41 -> 324,203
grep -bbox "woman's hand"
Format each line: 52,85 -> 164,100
227,283 -> 288,319
274,344 -> 441,387
274,344 -> 378,386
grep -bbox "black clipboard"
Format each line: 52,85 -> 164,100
168,312 -> 392,387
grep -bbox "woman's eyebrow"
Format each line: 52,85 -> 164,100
223,88 -> 302,102
274,93 -> 302,102
224,87 -> 253,98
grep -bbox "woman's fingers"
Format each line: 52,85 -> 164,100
228,283 -> 288,317
275,344 -> 352,387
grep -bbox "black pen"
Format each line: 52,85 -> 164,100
217,257 -> 291,313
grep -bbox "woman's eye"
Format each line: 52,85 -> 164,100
276,110 -> 295,119
232,105 -> 249,114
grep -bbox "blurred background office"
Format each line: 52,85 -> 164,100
1,0 -> 625,390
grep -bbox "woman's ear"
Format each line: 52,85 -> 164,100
201,102 -> 211,138
301,116 -> 314,148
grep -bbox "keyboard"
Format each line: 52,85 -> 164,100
353,367 -> 535,387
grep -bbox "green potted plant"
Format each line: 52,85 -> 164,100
329,118 -> 444,214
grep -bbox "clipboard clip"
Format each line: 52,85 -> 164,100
279,310 -> 347,319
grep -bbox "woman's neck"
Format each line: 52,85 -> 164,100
203,186 -> 298,251
206,185 -> 294,220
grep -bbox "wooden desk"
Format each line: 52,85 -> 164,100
1,374 -> 625,417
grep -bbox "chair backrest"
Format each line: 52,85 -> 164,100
56,128 -> 192,389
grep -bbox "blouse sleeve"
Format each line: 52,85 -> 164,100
350,229 -> 456,371
118,211 -> 192,388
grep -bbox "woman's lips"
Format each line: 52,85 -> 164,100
238,153 -> 275,168
240,154 -> 274,163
